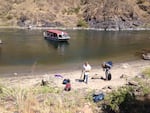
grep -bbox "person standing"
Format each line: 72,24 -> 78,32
101,61 -> 112,80
82,61 -> 91,84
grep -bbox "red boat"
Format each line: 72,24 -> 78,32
43,29 -> 70,41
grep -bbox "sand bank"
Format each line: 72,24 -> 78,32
0,60 -> 150,91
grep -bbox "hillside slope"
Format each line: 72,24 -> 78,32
0,0 -> 150,30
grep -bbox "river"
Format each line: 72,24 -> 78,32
0,28 -> 150,76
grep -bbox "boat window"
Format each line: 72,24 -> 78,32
54,33 -> 57,37
47,32 -> 50,36
59,35 -> 62,37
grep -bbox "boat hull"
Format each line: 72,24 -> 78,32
43,30 -> 70,42
44,36 -> 69,42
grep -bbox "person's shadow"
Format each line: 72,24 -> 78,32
91,74 -> 106,81
75,79 -> 84,82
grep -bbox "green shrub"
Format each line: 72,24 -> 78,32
80,0 -> 88,5
104,86 -> 135,112
77,19 -> 88,27
74,7 -> 80,14
6,14 -> 13,20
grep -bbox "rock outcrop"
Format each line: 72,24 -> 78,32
0,0 -> 150,30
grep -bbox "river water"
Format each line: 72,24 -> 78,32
0,28 -> 150,76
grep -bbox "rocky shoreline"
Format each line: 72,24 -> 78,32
1,26 -> 150,31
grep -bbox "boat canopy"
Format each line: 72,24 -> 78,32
47,29 -> 68,35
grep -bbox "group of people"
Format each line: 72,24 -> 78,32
81,61 -> 113,84
64,61 -> 112,91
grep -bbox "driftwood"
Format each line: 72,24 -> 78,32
128,81 -> 138,86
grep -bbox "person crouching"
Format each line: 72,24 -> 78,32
64,79 -> 71,91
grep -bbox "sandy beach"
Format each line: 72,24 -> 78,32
1,60 -> 150,91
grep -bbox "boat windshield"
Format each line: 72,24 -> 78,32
62,34 -> 69,37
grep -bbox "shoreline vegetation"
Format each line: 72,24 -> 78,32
0,59 -> 150,113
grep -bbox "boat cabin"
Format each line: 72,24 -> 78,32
43,29 -> 70,41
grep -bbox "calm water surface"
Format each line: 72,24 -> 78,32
0,28 -> 150,75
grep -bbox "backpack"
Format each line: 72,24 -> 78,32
62,79 -> 70,84
107,73 -> 112,80
107,61 -> 113,66
93,93 -> 104,102
106,61 -> 113,69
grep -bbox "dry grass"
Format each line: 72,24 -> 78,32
0,82 -> 93,113
0,0 -> 150,27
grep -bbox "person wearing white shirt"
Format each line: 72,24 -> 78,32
82,61 -> 91,84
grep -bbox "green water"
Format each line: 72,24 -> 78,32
0,28 -> 150,75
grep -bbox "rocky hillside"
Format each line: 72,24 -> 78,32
0,0 -> 150,30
